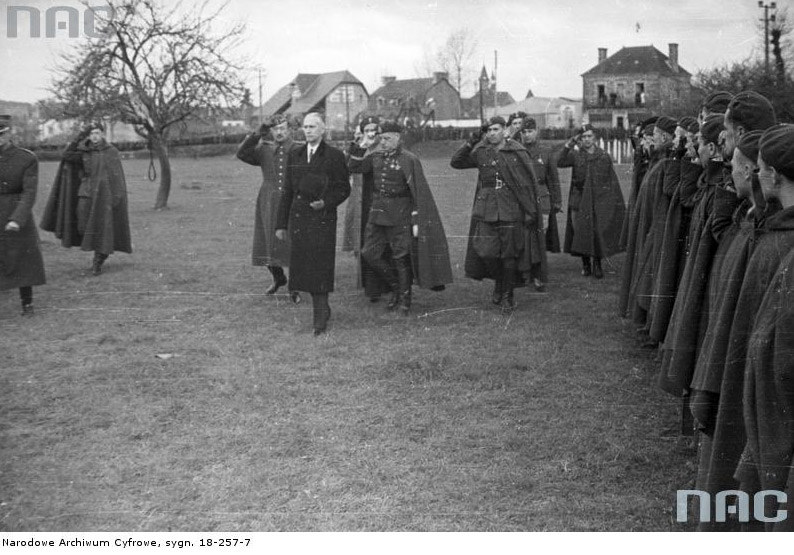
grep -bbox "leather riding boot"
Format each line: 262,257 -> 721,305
581,256 -> 592,277
395,256 -> 412,315
592,258 -> 604,279
501,261 -> 516,313
491,266 -> 504,305
312,293 -> 331,335
92,252 -> 109,276
266,265 -> 288,294
368,257 -> 399,310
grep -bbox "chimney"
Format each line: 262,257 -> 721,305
598,48 -> 607,64
433,71 -> 449,83
381,75 -> 396,86
668,43 -> 679,72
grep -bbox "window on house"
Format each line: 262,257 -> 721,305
377,97 -> 384,107
635,83 -> 645,106
597,84 -> 606,106
609,93 -> 618,107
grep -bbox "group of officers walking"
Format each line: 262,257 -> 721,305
233,110 -> 626,334
10,94 -> 792,529
618,91 -> 794,531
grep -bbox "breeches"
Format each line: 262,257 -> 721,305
472,220 -> 524,260
361,220 -> 411,262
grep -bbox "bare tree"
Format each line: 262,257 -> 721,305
50,0 -> 247,209
415,28 -> 478,96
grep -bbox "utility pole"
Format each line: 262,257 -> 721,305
258,67 -> 264,125
758,1 -> 777,75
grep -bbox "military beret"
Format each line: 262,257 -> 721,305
640,116 -> 658,136
759,124 -> 794,181
735,129 -> 763,165
678,116 -> 699,134
88,121 -> 105,132
359,116 -> 380,132
268,114 -> 288,127
522,118 -> 538,131
487,116 -> 507,128
0,114 -> 11,133
507,111 -> 527,126
700,114 -> 725,145
701,90 -> 732,115
655,116 -> 678,136
726,91 -> 776,132
580,123 -> 596,134
380,120 -> 403,133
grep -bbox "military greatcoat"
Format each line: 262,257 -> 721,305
236,134 -> 299,267
0,142 -> 46,290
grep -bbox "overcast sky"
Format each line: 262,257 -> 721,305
0,0 -> 767,105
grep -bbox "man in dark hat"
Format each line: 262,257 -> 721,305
236,114 -> 301,300
345,115 -> 385,301
41,121 -> 132,275
506,111 -> 528,141
352,120 -> 452,314
519,117 -> 561,291
699,90 -> 732,122
1,115 -> 45,315
557,124 -> 625,280
451,116 -> 543,311
275,113 -> 350,335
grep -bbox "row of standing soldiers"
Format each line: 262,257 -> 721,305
617,91 -> 794,531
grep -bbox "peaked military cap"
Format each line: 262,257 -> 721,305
359,116 -> 380,132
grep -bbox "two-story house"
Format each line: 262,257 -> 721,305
260,70 -> 369,134
369,72 -> 461,124
582,44 -> 697,129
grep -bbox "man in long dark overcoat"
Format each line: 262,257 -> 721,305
451,116 -> 544,311
350,120 -> 452,314
0,115 -> 45,315
41,122 -> 132,275
276,113 -> 350,335
557,124 -> 625,279
519,118 -> 562,291
236,114 -> 300,298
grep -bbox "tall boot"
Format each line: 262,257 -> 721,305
266,265 -> 288,294
312,293 -> 330,335
501,260 -> 517,313
491,265 -> 504,305
92,252 -> 109,276
395,256 -> 412,316
368,257 -> 400,310
581,256 -> 592,277
592,257 -> 604,279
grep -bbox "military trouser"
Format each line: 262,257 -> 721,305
361,220 -> 412,263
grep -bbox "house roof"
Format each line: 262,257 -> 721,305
582,45 -> 690,77
260,70 -> 366,116
371,78 -> 437,101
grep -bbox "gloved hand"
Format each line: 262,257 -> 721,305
257,122 -> 272,136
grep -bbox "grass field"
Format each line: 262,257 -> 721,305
0,150 -> 696,531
